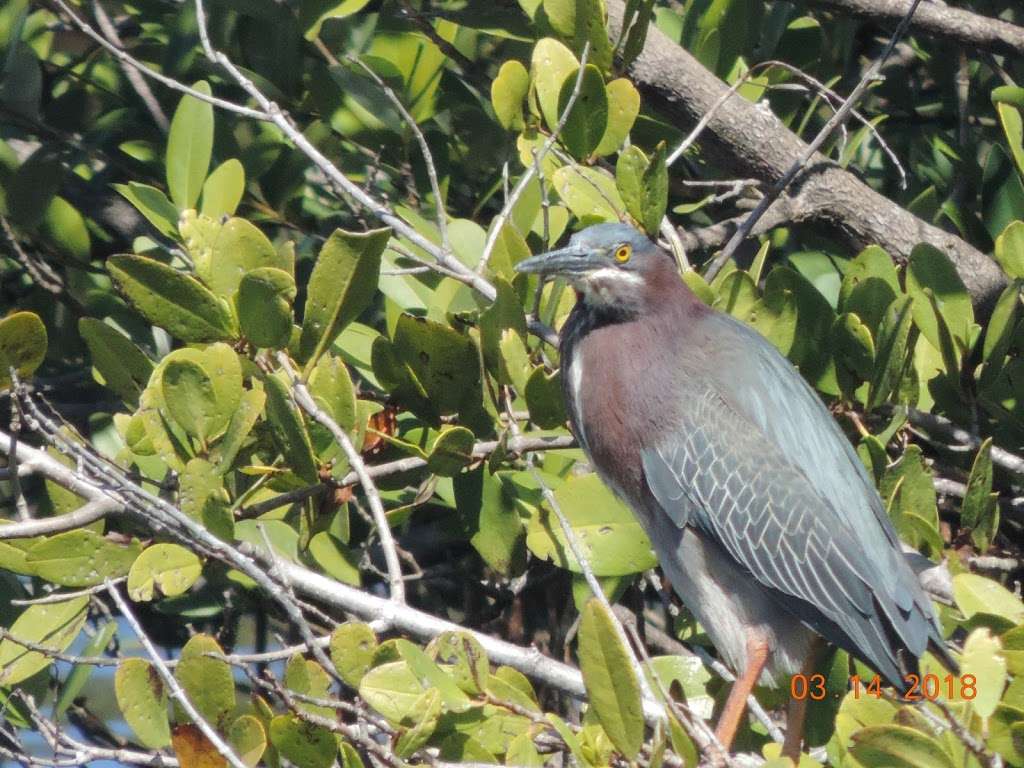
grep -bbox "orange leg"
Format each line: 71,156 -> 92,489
782,642 -> 823,761
714,635 -> 770,752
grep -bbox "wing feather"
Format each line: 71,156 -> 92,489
640,383 -> 931,687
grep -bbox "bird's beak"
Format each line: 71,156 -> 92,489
514,244 -> 597,277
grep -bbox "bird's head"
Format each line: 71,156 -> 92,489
514,222 -> 673,315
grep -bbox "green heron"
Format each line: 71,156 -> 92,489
515,223 -> 950,756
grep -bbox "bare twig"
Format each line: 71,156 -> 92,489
276,353 -> 405,603
91,0 -> 169,131
237,433 -> 576,519
106,581 -> 250,768
905,407 -> 1024,476
0,498 -> 119,539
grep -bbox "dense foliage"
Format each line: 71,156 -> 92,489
1,0 -> 1024,767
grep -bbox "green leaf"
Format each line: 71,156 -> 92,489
78,318 -> 153,407
115,658 -> 171,748
867,295 -> 914,411
40,196 -> 90,261
880,445 -> 938,533
214,385 -> 265,473
126,543 -> 203,601
987,705 -> 1024,766
640,141 -> 668,235
263,371 -> 318,483
392,314 -> 481,418
108,255 -> 236,343
906,243 -> 974,350
994,220 -> 1024,278
954,573 -> 1024,624
395,688 -> 442,758
578,598 -> 643,758
595,78 -> 640,156
396,638 -> 472,712
308,531 -> 360,585
269,715 -> 335,768
620,0 -> 655,68
228,714 -> 266,768
330,622 -> 378,687
531,38 -> 579,136
427,426 -> 475,477
0,311 -> 46,389
26,530 -> 141,587
962,438 -> 999,551
0,596 -> 88,685
166,80 -> 214,210
491,59 -> 529,131
182,212 -> 292,299
200,158 -> 245,218
525,366 -> 566,428
997,101 -> 1024,181
849,724 -> 955,768
299,227 -> 389,369
552,164 -> 624,224
542,0 -> 612,70
114,182 -> 179,238
427,632 -> 489,696
615,143 -> 667,235
299,0 -> 372,40
175,634 -> 235,727
359,660 -> 427,725
832,312 -> 875,399
980,280 -> 1022,392
558,64 -> 608,159
162,359 -> 219,443
960,627 -> 1007,719
236,267 -> 296,349
526,473 -> 656,575
284,654 -> 333,718
308,354 -> 357,433
157,344 -> 242,448
456,468 -> 525,576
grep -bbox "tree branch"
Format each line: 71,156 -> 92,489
605,0 -> 1007,312
808,0 -> 1024,59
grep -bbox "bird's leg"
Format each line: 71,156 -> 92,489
714,634 -> 769,752
781,641 -> 823,761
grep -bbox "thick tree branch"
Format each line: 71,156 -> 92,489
605,0 -> 1007,311
808,0 -> 1024,58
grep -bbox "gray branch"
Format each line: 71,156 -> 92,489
808,0 -> 1024,58
605,0 -> 1007,312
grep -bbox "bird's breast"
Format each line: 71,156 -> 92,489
561,309 -> 685,519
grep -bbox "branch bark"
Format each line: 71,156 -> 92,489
605,0 -> 1007,312
808,0 -> 1024,59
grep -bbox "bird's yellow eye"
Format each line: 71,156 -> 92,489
614,244 -> 632,263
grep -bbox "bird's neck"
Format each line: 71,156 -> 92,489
575,260 -> 706,326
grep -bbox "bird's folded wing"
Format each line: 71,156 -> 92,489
640,387 -> 912,683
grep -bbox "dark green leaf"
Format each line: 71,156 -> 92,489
578,598 -> 643,758
108,255 -> 236,343
78,318 -> 153,407
299,227 -> 389,370
263,372 -> 318,483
